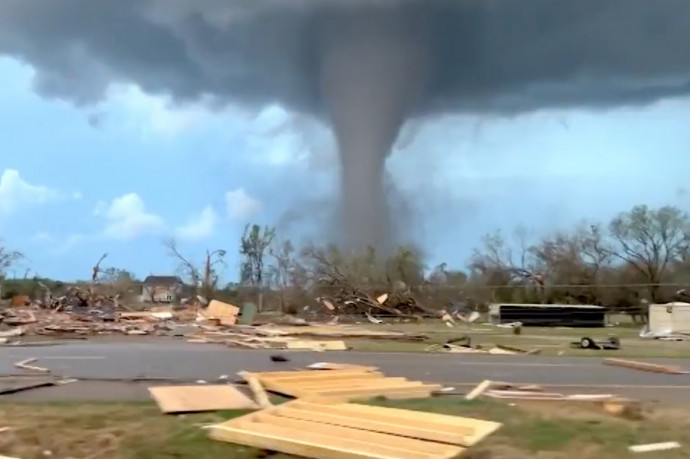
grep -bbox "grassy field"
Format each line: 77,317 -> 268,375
0,397 -> 687,458
344,321 -> 690,358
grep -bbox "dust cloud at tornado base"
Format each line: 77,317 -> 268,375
2,0 -> 690,250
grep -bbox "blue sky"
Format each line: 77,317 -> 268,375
0,56 -> 687,282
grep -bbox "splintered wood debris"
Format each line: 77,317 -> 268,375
209,399 -> 502,459
148,385 -> 258,413
465,380 -> 615,402
247,368 -> 442,400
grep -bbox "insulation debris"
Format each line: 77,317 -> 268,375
629,441 -> 681,453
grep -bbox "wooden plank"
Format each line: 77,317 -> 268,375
604,358 -> 688,375
239,372 -> 272,409
466,380 -> 493,400
288,386 -> 440,401
294,402 -> 502,446
272,405 -> 468,445
210,420 -> 453,459
299,383 -> 441,398
148,385 -> 258,413
278,377 -> 413,391
258,370 -> 383,382
322,402 -> 496,430
252,413 -> 459,457
284,402 -> 475,435
286,340 -> 348,351
307,362 -> 379,372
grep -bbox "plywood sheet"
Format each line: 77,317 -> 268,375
205,300 -> 240,318
148,385 -> 258,413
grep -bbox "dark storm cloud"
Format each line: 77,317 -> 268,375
2,0 -> 689,250
1,0 -> 689,115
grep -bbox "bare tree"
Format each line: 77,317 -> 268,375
0,240 -> 23,300
607,205 -> 690,301
163,238 -> 226,299
270,239 -> 296,290
239,224 -> 275,287
470,228 -> 539,286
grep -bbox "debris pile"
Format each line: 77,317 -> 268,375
188,323 -> 426,351
318,285 -> 430,320
425,337 -> 540,355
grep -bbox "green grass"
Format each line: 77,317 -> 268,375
1,397 -> 688,458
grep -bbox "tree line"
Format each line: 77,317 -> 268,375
1,204 -> 689,311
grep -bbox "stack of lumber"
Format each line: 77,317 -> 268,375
247,368 -> 442,400
209,399 -> 502,459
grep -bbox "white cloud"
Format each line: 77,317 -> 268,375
106,85 -> 221,138
94,193 -> 166,240
226,188 -> 261,221
32,232 -> 54,243
0,169 -> 61,215
175,205 -> 218,241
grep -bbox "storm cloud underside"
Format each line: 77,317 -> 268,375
2,0 -> 690,248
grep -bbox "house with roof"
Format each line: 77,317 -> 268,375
141,275 -> 184,303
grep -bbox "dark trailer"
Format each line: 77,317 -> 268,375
489,303 -> 606,327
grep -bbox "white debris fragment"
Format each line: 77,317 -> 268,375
629,441 -> 681,453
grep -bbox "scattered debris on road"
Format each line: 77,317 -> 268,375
604,358 -> 689,375
14,357 -> 50,373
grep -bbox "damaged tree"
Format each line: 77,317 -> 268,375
302,244 -> 432,320
163,238 -> 226,301
607,205 -> 690,302
0,240 -> 23,301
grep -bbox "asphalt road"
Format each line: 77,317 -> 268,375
2,338 -> 689,402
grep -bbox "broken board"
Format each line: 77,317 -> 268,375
252,369 -> 442,400
286,340 -> 348,351
209,399 -> 501,459
205,300 -> 240,319
148,385 -> 258,413
604,358 -> 689,375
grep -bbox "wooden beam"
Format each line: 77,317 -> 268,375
239,372 -> 272,409
604,358 -> 688,375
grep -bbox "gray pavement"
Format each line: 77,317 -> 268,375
1,338 -> 689,402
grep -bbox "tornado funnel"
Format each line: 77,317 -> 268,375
319,7 -> 429,250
